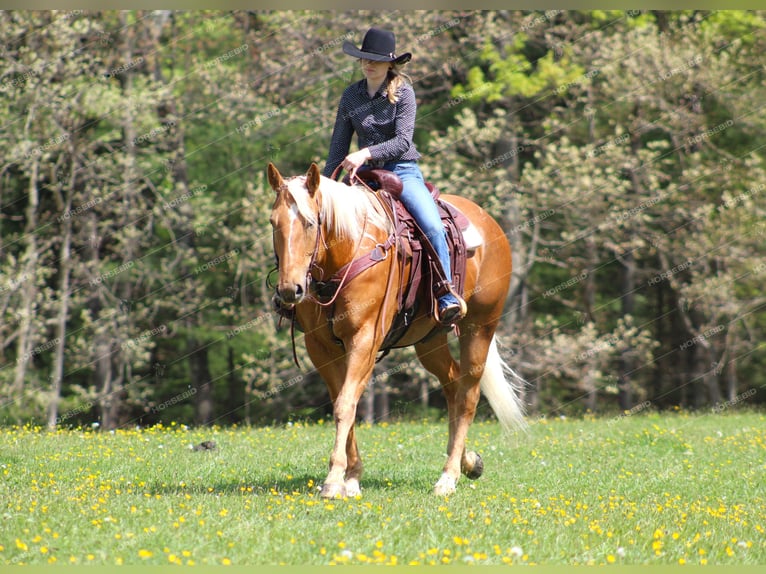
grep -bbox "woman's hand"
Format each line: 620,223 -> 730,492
342,148 -> 372,180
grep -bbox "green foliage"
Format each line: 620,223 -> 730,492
0,10 -> 764,427
453,34 -> 587,102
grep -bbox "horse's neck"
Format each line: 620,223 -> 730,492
316,223 -> 386,281
314,181 -> 393,276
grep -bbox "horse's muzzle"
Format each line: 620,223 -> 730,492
276,281 -> 306,305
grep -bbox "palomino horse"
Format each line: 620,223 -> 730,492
267,162 -> 525,497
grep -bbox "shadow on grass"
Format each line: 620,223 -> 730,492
145,471 -> 435,497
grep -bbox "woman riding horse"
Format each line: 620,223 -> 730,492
322,27 -> 466,326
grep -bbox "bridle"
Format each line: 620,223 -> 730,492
270,179 -> 371,308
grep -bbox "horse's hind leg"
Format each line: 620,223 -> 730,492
415,333 -> 459,445
415,332 -> 484,496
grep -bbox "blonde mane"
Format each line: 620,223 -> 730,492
285,175 -> 392,242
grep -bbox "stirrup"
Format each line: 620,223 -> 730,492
437,301 -> 466,326
435,292 -> 467,326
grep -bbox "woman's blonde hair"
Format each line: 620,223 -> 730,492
386,64 -> 412,104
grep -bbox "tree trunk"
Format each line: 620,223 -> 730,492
85,209 -> 120,430
97,339 -> 119,429
618,119 -> 645,411
47,169 -> 74,429
582,369 -> 597,413
691,346 -> 707,409
501,128 -> 528,331
668,283 -> 689,407
725,355 -> 737,403
663,262 -> 722,409
721,328 -> 739,403
361,378 -> 375,424
583,238 -> 597,323
190,338 -> 214,425
419,378 -> 429,413
701,345 -> 722,406
378,383 -> 390,422
13,160 -> 40,406
653,279 -> 666,401
618,251 -> 636,410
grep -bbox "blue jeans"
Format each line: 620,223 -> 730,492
376,161 -> 459,307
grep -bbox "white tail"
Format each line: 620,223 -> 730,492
480,336 -> 528,434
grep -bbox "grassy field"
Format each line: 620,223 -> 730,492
0,411 -> 764,566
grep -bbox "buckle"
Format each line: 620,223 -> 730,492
370,244 -> 388,261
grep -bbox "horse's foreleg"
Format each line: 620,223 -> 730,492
304,335 -> 353,498
320,334 -> 376,499
343,423 -> 363,497
321,378 -> 370,498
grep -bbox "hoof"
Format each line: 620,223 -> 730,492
344,478 -> 362,498
320,482 -> 346,499
433,474 -> 457,496
462,451 -> 484,480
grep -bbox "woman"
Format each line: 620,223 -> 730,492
322,27 -> 467,326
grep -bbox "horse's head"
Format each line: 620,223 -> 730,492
268,162 -> 322,306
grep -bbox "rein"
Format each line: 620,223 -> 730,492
305,201 -> 370,309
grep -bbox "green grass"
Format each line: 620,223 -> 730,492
0,411 -> 764,566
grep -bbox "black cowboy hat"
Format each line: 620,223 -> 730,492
342,27 -> 412,65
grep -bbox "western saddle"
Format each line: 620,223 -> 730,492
274,169 -> 476,360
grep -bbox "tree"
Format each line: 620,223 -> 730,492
0,10 -> 763,426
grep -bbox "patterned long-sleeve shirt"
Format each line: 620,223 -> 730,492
322,78 -> 421,178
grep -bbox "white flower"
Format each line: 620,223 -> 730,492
510,546 -> 523,558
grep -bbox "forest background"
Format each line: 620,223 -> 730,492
1,10 -> 764,430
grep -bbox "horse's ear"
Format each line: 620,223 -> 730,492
267,162 -> 284,192
306,163 -> 321,197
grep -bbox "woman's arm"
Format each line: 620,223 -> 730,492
322,92 -> 355,178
